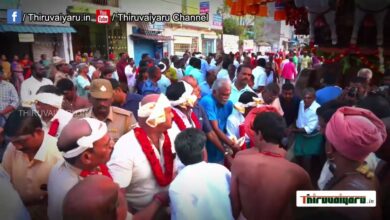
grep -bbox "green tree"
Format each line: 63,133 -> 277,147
223,17 -> 244,36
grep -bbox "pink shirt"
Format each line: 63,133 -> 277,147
281,62 -> 297,80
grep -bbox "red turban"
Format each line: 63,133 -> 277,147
244,105 -> 280,144
326,107 -> 387,161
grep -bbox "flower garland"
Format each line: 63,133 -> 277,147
172,109 -> 201,131
134,127 -> 173,187
80,164 -> 112,179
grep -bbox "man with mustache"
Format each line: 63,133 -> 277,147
73,79 -> 137,143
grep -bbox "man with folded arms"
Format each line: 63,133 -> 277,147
108,94 -> 173,218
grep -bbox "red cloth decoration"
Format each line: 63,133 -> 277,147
48,119 -> 59,136
238,124 -> 247,150
80,164 -> 112,179
134,127 -> 173,187
172,109 -> 201,131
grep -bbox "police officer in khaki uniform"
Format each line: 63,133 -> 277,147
73,79 -> 137,142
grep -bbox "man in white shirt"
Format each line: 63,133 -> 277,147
21,62 -> 53,107
47,117 -> 114,220
108,94 -> 173,215
227,91 -> 258,141
170,128 -> 233,220
252,58 -> 267,92
229,64 -> 255,103
217,58 -> 232,81
34,85 -> 73,137
290,88 -> 322,183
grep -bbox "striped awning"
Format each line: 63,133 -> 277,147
0,24 -> 76,33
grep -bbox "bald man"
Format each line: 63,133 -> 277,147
108,94 -> 173,215
48,118 -> 114,220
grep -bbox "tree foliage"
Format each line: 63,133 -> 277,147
223,18 -> 244,36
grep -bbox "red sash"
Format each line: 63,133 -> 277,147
48,119 -> 59,137
172,109 -> 201,131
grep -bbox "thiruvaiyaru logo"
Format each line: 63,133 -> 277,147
296,191 -> 376,207
7,9 -> 22,24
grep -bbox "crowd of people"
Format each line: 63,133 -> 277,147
0,48 -> 390,220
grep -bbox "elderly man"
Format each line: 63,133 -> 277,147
73,79 -> 137,142
291,88 -> 323,183
229,64 -> 255,103
75,63 -> 91,98
181,76 -> 233,165
3,108 -> 63,219
199,78 -> 240,164
231,111 -> 313,220
20,62 -> 52,107
108,94 -> 173,214
0,66 -> 19,117
324,107 -> 386,220
34,85 -> 73,137
170,128 -> 233,220
357,68 -> 373,84
47,118 -> 114,220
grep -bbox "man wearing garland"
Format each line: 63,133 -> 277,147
108,94 -> 173,217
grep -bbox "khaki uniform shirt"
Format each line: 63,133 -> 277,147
73,106 -> 137,142
1,134 -> 63,219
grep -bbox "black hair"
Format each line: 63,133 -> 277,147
264,83 -> 280,96
237,64 -> 252,74
222,57 -> 232,69
139,60 -> 148,68
252,112 -> 286,145
174,128 -> 206,166
239,91 -> 258,104
166,82 -> 185,101
56,78 -> 75,94
108,78 -> 120,90
161,57 -> 170,66
316,100 -> 350,123
323,72 -> 337,85
4,107 -> 42,138
36,85 -> 63,96
257,58 -> 266,67
357,94 -> 390,119
147,66 -> 160,80
189,57 -> 201,70
302,87 -> 316,97
282,82 -> 295,91
141,53 -> 149,60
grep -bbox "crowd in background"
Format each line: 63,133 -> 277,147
1,47 -> 390,220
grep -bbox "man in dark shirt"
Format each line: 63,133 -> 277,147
279,83 -> 300,127
109,78 -> 142,120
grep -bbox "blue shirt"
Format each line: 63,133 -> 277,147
200,81 -> 212,98
121,93 -> 143,120
141,80 -> 161,96
199,95 -> 233,163
188,68 -> 203,85
316,86 -> 342,105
